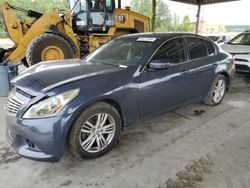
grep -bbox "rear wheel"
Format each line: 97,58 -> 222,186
26,33 -> 74,66
203,74 -> 227,106
68,102 -> 122,159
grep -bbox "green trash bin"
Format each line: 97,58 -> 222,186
0,64 -> 18,97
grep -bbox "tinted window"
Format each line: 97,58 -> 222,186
228,34 -> 250,45
153,38 -> 185,64
205,40 -> 216,56
186,38 -> 208,60
72,1 -> 87,14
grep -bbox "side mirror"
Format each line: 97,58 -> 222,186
149,59 -> 171,70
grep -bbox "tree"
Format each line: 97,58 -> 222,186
155,0 -> 172,31
171,13 -> 180,31
151,0 -> 156,31
131,0 -> 172,31
131,0 -> 151,17
179,15 -> 192,32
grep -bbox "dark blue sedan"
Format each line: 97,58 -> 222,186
5,33 -> 235,161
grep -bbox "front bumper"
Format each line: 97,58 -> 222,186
233,55 -> 250,73
235,63 -> 250,73
5,113 -> 74,162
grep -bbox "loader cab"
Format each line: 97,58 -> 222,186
72,0 -> 116,34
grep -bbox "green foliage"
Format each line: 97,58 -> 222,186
179,15 -> 192,32
0,0 -> 69,37
155,0 -> 172,31
131,0 -> 172,31
131,0 -> 192,32
131,0 -> 151,18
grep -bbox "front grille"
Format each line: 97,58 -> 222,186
6,91 -> 24,116
235,64 -> 250,73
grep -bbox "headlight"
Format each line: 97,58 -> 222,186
23,89 -> 80,119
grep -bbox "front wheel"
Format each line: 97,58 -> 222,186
203,74 -> 227,106
26,34 -> 75,66
68,102 -> 122,159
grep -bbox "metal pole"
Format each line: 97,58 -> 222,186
195,1 -> 201,34
118,0 -> 121,8
151,0 -> 157,32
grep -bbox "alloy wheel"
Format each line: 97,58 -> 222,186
79,113 -> 116,153
213,79 -> 226,103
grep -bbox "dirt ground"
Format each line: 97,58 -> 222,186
0,73 -> 250,188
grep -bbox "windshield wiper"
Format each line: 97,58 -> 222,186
89,59 -> 128,68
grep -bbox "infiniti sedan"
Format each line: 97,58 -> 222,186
5,33 -> 235,162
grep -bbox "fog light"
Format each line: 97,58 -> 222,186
26,139 -> 35,149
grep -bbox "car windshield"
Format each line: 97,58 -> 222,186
207,36 -> 219,42
228,33 -> 250,45
85,37 -> 155,67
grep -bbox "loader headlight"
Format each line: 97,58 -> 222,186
23,89 -> 80,119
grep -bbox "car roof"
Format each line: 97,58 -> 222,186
118,32 -> 205,41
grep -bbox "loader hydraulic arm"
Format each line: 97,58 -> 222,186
2,2 -> 24,45
2,2 -> 43,45
8,4 -> 43,19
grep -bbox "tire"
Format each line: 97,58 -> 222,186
68,102 -> 122,159
26,33 -> 74,66
21,58 -> 29,67
203,74 -> 227,106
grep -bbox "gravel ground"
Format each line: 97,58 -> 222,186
0,73 -> 250,188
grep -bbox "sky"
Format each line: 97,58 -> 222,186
122,0 -> 250,25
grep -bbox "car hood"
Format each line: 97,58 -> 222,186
12,59 -> 124,96
221,44 -> 250,54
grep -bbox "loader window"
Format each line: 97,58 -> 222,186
90,0 -> 114,11
91,0 -> 104,11
85,38 -> 154,67
72,0 -> 87,14
106,0 -> 115,11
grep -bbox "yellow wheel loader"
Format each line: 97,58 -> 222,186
0,0 -> 150,66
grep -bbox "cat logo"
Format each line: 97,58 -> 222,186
115,15 -> 126,23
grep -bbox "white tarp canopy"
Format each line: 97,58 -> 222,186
170,0 -> 241,33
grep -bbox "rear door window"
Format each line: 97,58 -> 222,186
205,40 -> 216,56
186,37 -> 208,60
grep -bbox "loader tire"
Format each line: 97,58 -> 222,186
26,33 -> 74,66
21,58 -> 29,67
